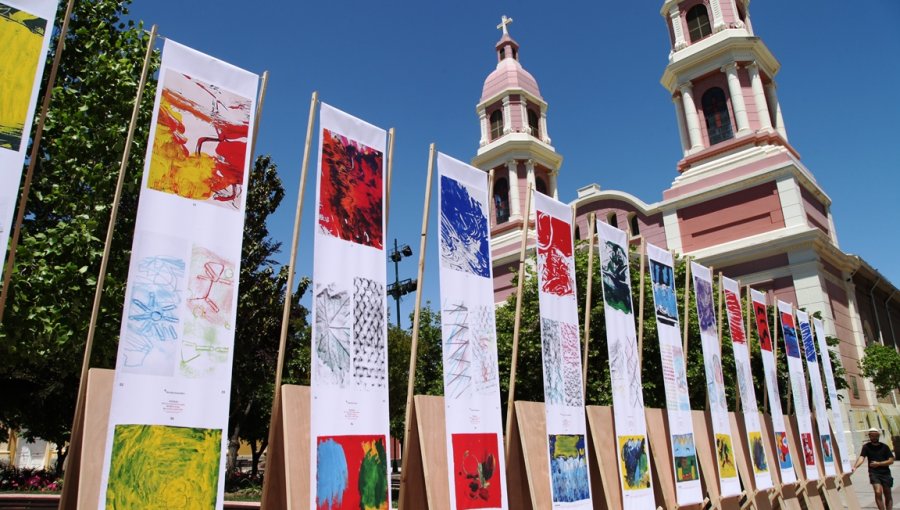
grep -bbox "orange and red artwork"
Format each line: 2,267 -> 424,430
318,128 -> 384,250
753,301 -> 773,352
724,290 -> 746,344
147,71 -> 252,210
536,210 -> 574,297
452,433 -> 502,509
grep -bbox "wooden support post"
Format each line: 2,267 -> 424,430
384,128 -> 396,225
581,213 -> 596,395
682,256 -> 692,357
637,238 -> 647,367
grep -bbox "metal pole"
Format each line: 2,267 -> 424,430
393,239 -> 402,329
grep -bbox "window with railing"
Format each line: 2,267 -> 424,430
527,109 -> 540,139
702,87 -> 734,145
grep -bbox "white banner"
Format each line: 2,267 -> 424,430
596,221 -> 656,510
777,301 -> 819,481
796,311 -> 836,477
437,152 -> 508,510
646,244 -> 702,505
721,277 -> 773,489
0,0 -> 59,279
534,192 -> 592,509
813,317 -> 851,473
750,289 -> 798,484
100,40 -> 259,509
310,103 -> 391,510
690,262 -> 741,497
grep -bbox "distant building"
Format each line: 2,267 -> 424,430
472,3 -> 900,448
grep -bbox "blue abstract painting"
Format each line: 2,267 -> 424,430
316,438 -> 348,509
440,175 -> 490,278
781,312 -> 801,359
549,434 -> 590,503
798,320 -> 817,363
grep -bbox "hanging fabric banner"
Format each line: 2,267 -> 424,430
595,221 -> 656,510
0,0 -> 59,279
310,103 -> 391,510
437,152 -> 508,510
534,192 -> 592,509
721,277 -> 772,489
99,40 -> 259,509
646,244 -> 702,505
690,262 -> 741,497
749,289 -> 798,484
796,311 -> 836,477
776,301 -> 819,481
813,317 -> 851,473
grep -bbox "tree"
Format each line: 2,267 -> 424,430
859,344 -> 900,399
0,0 -> 158,470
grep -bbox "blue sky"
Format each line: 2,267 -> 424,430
127,1 -> 900,325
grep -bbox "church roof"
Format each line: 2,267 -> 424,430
480,34 -> 543,103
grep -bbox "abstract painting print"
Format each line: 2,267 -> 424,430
316,435 -> 389,510
600,240 -> 632,314
147,71 -> 252,209
106,424 -> 220,509
801,433 -> 815,466
650,259 -> 679,326
749,432 -> 769,474
0,3 -> 45,151
471,305 -> 499,396
452,433 -> 502,509
672,433 -> 699,482
782,312 -> 800,358
548,434 -> 590,503
619,435 -> 651,490
694,277 -> 716,336
440,175 -> 490,278
821,434 -> 834,463
541,318 -> 566,406
776,432 -> 793,469
180,245 -> 235,378
536,210 -> 574,297
753,301 -> 772,351
315,283 -> 352,387
353,277 -> 386,389
715,434 -> 737,478
724,290 -> 745,343
318,128 -> 384,249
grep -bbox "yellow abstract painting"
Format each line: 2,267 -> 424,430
106,424 -> 221,509
0,3 -> 45,151
715,433 -> 738,478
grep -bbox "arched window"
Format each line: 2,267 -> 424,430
527,109 -> 540,139
575,225 -> 581,240
490,110 -> 504,141
629,214 -> 640,237
702,87 -> 734,145
686,4 -> 712,42
737,1 -> 747,23
535,176 -> 548,195
493,176 -> 510,224
607,212 -> 618,228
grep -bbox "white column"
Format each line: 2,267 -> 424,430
672,95 -> 691,154
506,160 -> 521,217
747,62 -> 772,131
549,171 -> 558,199
710,0 -> 726,32
525,159 -> 536,193
502,96 -> 512,134
765,82 -> 788,141
679,83 -> 704,151
539,104 -> 550,144
478,109 -> 488,146
669,6 -> 687,51
722,62 -> 751,135
520,97 -> 529,135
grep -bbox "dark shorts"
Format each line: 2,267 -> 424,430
870,471 -> 894,488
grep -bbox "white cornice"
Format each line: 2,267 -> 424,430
472,134 -> 563,171
569,188 -> 662,215
476,88 -> 547,113
661,33 -> 780,93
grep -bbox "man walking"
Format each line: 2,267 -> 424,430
852,427 -> 895,510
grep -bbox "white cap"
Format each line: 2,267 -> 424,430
868,428 -> 880,434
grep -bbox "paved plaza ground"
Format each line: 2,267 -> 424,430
849,461 -> 900,508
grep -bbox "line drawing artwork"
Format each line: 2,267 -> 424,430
610,333 -> 644,409
672,433 -> 699,482
148,71 -> 252,210
649,259 -> 679,326
536,211 -> 575,297
548,434 -> 590,503
619,435 -> 651,490
0,3 -> 46,151
315,283 -> 352,387
601,240 -> 632,314
440,175 -> 490,278
694,276 -> 716,336
560,321 -> 583,407
353,277 -> 386,389
318,128 -> 384,249
121,255 -> 186,376
705,354 -> 727,413
735,357 -> 751,408
663,344 -> 691,411
443,302 -> 472,399
471,306 -> 499,396
180,246 -> 235,378
541,318 -> 565,406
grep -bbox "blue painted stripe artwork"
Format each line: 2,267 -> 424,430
440,175 -> 490,279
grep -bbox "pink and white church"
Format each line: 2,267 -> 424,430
471,4 -> 900,446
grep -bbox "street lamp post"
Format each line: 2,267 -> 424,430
388,238 -> 416,328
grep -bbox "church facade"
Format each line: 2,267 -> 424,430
473,2 -> 900,444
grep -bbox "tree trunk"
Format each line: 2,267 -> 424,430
252,439 -> 268,477
227,423 -> 240,473
56,443 -> 67,476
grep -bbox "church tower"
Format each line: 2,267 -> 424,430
473,16 -> 563,302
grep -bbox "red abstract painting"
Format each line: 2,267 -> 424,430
801,432 -> 815,466
318,128 -> 384,250
452,433 -> 502,509
724,290 -> 746,344
536,211 -> 574,297
753,301 -> 773,352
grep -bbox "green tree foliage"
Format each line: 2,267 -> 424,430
859,343 -> 900,399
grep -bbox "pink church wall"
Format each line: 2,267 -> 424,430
677,181 -> 785,252
493,261 -> 518,303
719,0 -> 739,26
738,67 -> 761,131
574,199 -> 667,249
718,253 -> 790,280
510,95 -> 524,133
800,185 -> 830,235
824,278 -> 870,407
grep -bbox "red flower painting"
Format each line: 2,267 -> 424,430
452,433 -> 502,509
536,211 -> 574,297
318,129 -> 384,250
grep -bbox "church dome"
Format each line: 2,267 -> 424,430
480,33 -> 544,103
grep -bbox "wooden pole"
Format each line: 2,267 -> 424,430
58,25 -> 156,508
778,303 -> 792,416
582,213 -> 596,395
682,257 -> 692,357
0,0 -> 78,322
398,144 -> 435,509
505,184 -> 533,456
487,168 -> 495,227
384,128 -> 395,225
747,285 -> 766,413
732,276 -> 742,412
637,238 -> 647,367
248,71 -> 269,161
